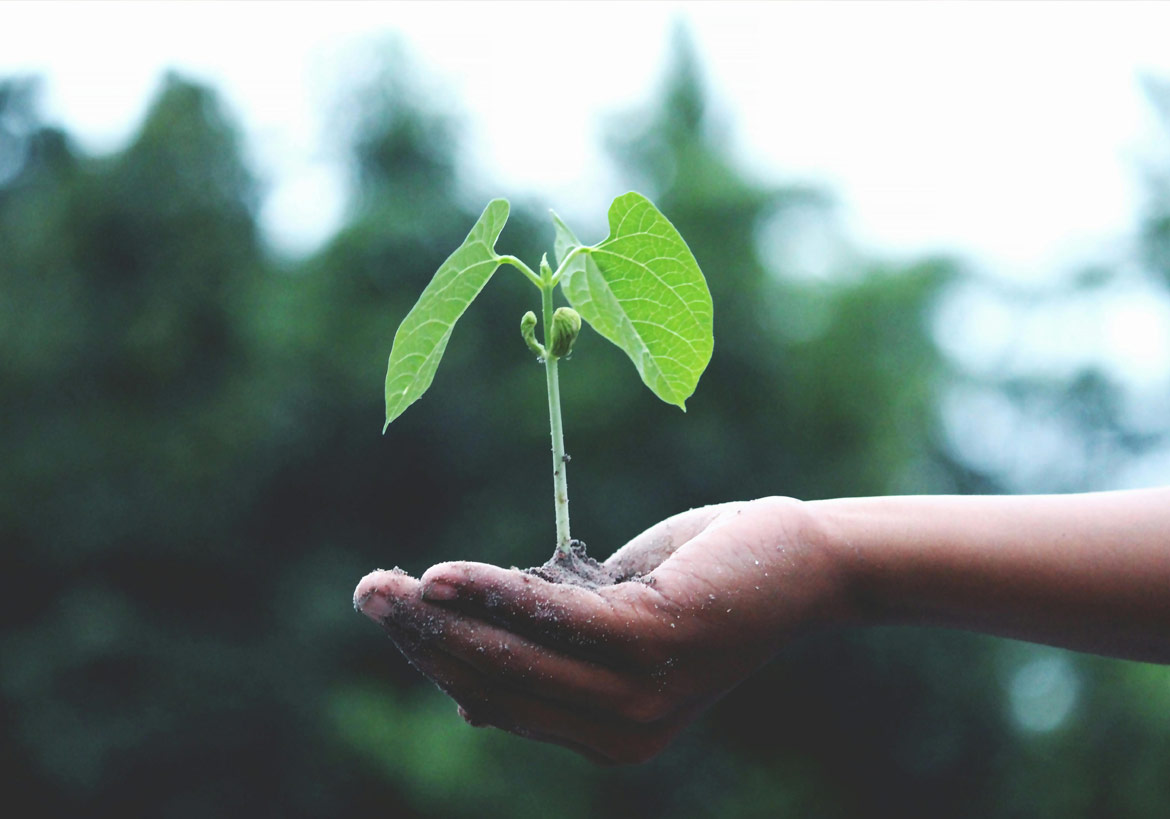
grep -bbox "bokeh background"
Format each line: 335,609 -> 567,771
3,3 -> 1169,816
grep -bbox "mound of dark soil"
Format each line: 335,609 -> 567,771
525,539 -> 625,589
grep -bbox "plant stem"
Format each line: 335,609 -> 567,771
541,273 -> 572,555
549,244 -> 589,287
497,254 -> 543,288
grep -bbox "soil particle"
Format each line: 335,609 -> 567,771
525,539 -> 627,589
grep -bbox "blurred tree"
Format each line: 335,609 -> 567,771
2,34 -> 1168,819
0,74 -> 387,817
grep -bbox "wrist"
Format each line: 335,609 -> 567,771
750,495 -> 862,631
801,497 -> 886,628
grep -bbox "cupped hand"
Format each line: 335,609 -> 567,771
353,496 -> 848,765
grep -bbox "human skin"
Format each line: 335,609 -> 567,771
354,488 -> 1170,765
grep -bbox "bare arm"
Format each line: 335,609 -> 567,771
354,488 -> 1170,763
811,488 -> 1170,663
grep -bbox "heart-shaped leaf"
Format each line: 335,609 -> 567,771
384,199 -> 509,430
558,193 -> 713,409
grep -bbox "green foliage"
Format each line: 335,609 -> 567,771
557,192 -> 713,409
383,192 -> 713,427
383,199 -> 509,429
380,189 -> 713,551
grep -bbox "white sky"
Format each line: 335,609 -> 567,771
4,0 -> 1170,274
4,1 -> 1168,485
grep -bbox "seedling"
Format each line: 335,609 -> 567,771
383,192 -> 713,558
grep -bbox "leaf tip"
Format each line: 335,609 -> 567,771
550,209 -> 570,231
483,198 -> 511,233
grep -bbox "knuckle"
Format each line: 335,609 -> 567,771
457,705 -> 486,728
455,700 -> 509,733
449,689 -> 495,721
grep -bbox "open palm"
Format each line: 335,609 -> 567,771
354,497 -> 845,764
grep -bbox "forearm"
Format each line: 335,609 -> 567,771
807,489 -> 1170,663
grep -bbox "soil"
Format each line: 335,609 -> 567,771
525,539 -> 628,589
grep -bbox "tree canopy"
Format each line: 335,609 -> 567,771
1,37 -> 1168,818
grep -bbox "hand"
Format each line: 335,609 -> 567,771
354,496 -> 849,764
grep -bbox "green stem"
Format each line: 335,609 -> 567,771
498,254 -> 543,289
541,271 -> 572,555
549,245 -> 589,287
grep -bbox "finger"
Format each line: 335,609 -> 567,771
359,584 -> 679,764
359,575 -> 685,724
453,676 -> 685,766
603,503 -> 740,578
354,568 -> 420,624
418,562 -> 668,663
354,568 -> 468,673
431,647 -> 681,765
418,602 -> 677,721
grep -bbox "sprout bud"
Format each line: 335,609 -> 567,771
520,311 -> 545,358
549,307 -> 582,358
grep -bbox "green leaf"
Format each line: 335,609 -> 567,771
558,192 -> 713,409
383,199 -> 509,430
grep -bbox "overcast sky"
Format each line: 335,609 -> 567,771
5,0 -> 1170,275
5,1 -> 1169,487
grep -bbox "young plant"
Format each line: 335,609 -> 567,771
382,192 -> 713,558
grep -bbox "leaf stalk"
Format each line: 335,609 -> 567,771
550,244 -> 589,287
498,254 -> 543,289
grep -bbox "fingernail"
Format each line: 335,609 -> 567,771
422,581 -> 458,602
356,591 -> 393,622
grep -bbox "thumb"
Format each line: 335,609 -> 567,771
604,503 -> 740,578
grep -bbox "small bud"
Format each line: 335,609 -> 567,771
548,306 -> 582,358
520,311 -> 545,358
539,253 -> 553,281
